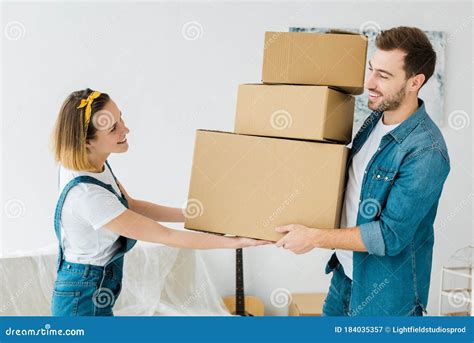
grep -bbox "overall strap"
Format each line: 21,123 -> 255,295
102,160 -> 137,265
53,175 -> 130,271
105,160 -> 124,197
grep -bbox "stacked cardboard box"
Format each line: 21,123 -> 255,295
185,31 -> 368,241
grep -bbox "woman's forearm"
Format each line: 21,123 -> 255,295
130,199 -> 185,222
166,229 -> 239,250
116,181 -> 184,222
106,209 -> 239,249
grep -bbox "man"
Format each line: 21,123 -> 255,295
274,26 -> 450,316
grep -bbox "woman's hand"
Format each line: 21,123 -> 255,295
105,209 -> 274,250
231,237 -> 274,249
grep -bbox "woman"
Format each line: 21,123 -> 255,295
50,89 -> 268,316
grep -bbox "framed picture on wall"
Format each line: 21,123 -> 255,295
290,27 -> 447,133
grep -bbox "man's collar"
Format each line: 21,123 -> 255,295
384,98 -> 427,144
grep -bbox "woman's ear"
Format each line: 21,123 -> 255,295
85,138 -> 94,149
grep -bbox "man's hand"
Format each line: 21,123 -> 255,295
275,224 -> 369,254
275,224 -> 317,254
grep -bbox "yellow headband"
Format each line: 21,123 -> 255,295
77,91 -> 101,133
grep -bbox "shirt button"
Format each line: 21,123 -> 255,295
378,147 -> 381,151
384,177 -> 388,181
376,174 -> 381,179
364,170 -> 367,174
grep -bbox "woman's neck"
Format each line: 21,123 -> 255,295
88,153 -> 110,173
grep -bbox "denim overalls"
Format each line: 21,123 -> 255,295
51,161 -> 136,316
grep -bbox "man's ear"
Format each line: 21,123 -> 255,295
410,73 -> 426,92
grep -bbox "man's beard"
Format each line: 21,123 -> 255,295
369,83 -> 407,112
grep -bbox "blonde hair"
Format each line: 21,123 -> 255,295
51,88 -> 110,171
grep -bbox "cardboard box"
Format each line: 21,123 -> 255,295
288,293 -> 327,316
235,84 -> 354,144
184,130 -> 349,241
262,31 -> 368,95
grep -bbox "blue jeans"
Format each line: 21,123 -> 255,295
322,253 -> 352,316
51,258 -> 123,316
322,253 -> 424,316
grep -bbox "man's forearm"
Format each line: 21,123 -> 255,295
312,227 -> 368,252
129,199 -> 185,222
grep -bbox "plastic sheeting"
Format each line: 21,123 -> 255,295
0,242 -> 230,316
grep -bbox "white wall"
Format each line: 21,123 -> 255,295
1,1 -> 472,316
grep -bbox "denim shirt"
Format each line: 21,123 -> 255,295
346,99 -> 450,316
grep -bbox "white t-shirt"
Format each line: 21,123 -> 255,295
336,115 -> 400,279
57,163 -> 128,266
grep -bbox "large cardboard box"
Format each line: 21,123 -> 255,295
184,130 -> 349,241
262,31 -> 368,95
288,293 -> 327,316
235,84 -> 354,144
